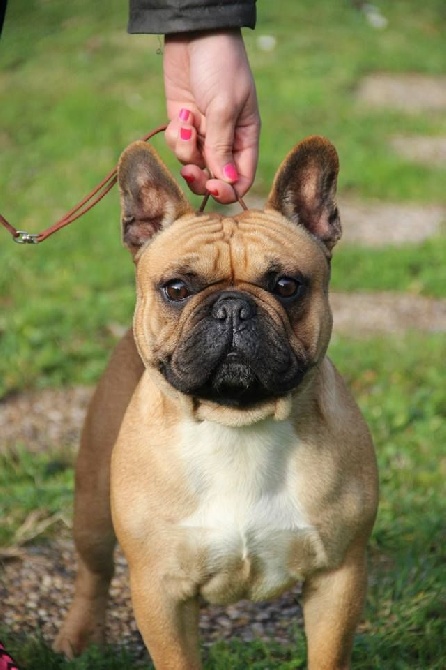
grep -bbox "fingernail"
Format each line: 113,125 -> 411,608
180,127 -> 192,141
223,163 -> 238,182
179,108 -> 190,122
182,173 -> 195,184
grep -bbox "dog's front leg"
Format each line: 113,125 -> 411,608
302,537 -> 369,670
130,569 -> 202,670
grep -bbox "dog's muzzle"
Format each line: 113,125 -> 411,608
159,290 -> 310,408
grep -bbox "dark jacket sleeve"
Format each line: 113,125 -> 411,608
0,0 -> 7,37
128,1 -> 256,35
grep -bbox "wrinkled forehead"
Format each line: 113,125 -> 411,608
137,209 -> 328,283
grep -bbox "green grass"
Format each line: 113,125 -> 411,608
331,237 -> 446,297
0,448 -> 74,546
1,0 -> 446,668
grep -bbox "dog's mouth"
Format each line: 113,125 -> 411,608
159,348 -> 309,409
194,353 -> 274,407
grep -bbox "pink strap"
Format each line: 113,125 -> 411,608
0,642 -> 19,670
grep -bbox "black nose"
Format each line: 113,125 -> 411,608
212,292 -> 257,326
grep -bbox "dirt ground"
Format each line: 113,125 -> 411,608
356,73 -> 446,113
1,72 -> 445,657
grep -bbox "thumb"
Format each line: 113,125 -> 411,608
203,107 -> 239,184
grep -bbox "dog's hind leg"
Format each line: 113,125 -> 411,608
54,329 -> 144,657
302,536 -> 369,670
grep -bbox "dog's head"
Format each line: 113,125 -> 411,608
118,137 -> 341,423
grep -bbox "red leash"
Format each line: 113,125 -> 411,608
0,124 -> 168,244
0,123 -> 249,244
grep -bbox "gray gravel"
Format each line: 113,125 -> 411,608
0,539 -> 303,659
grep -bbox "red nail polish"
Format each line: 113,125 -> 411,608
183,174 -> 195,184
180,127 -> 192,141
223,163 -> 238,182
179,108 -> 190,122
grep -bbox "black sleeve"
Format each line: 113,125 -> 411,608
128,0 -> 256,35
0,0 -> 7,37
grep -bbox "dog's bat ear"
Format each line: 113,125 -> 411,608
266,136 -> 341,255
117,141 -> 193,257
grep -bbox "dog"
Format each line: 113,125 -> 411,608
55,137 -> 378,669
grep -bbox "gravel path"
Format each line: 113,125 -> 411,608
1,540 -> 303,658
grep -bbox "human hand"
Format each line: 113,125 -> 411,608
163,30 -> 260,203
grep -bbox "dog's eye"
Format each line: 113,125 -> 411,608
273,276 -> 302,300
163,279 -> 191,302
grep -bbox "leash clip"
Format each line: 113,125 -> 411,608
13,231 -> 39,244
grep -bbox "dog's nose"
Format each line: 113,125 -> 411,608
212,292 -> 257,325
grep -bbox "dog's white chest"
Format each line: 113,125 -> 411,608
178,419 -> 321,603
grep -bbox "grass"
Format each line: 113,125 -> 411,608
1,0 -> 446,668
331,237 -> 446,298
0,448 -> 74,547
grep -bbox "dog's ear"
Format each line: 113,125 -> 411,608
266,136 -> 341,255
118,141 -> 193,257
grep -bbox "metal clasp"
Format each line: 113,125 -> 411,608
13,231 -> 39,244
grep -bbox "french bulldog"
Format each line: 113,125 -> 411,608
55,137 -> 378,669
